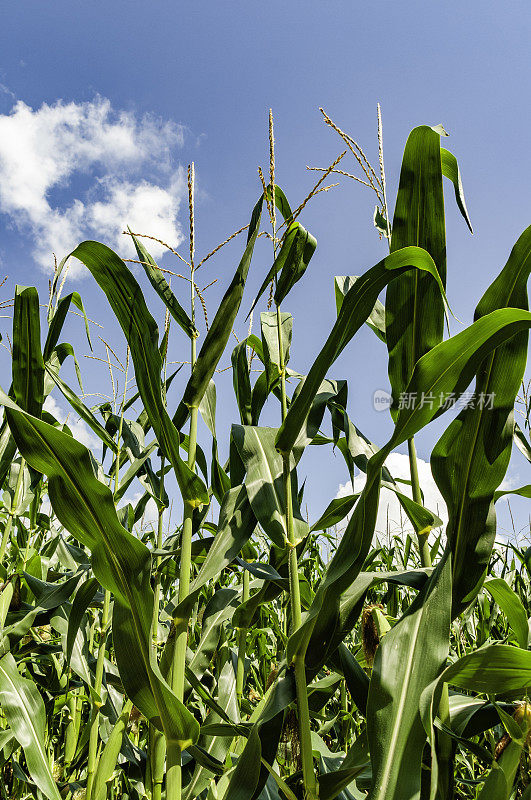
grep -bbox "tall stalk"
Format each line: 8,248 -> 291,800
268,106 -> 318,797
87,351 -> 129,800
167,163 -> 199,800
64,688 -> 81,777
86,588 -> 110,800
407,438 -> 432,568
277,310 -> 318,799
148,456 -> 166,800
235,567 -> 250,708
236,321 -> 256,709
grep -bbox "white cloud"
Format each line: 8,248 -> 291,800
44,395 -> 100,450
0,97 -> 186,274
337,451 -> 448,539
87,173 -> 185,256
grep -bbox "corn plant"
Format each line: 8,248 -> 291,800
0,107 -> 530,800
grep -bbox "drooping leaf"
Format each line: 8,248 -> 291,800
274,222 -> 316,306
173,195 -> 264,428
44,290 -> 92,360
69,240 -> 208,508
45,364 -> 117,452
441,147 -> 473,233
335,276 -> 386,343
247,218 -> 315,318
129,229 -> 197,338
1,389 -> 199,751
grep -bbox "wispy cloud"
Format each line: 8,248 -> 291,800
0,96 -> 186,275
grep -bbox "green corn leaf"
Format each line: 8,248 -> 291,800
273,222 -> 317,306
477,764 -> 510,800
386,125 -> 446,410
335,275 -> 386,342
45,341 -> 84,393
0,413 -> 17,492
330,403 -> 442,532
421,644 -> 531,800
385,483 -> 443,533
66,577 -> 99,672
185,588 -> 240,701
93,697 -> 133,800
173,195 -> 264,429
276,245 -> 448,455
0,582 -> 13,634
260,312 -> 292,392
449,695 -> 513,738
69,240 -> 208,508
495,483 -> 531,502
232,425 -> 308,548
387,308 -> 531,444
366,557 -> 452,800
310,494 -> 359,532
51,606 -> 94,693
222,726 -> 262,800
45,363 -> 117,452
13,286 -> 44,419
0,653 -> 62,800
0,389 -> 200,751
292,378 -> 347,461
441,147 -> 473,233
317,730 -> 370,800
514,422 -> 531,462
431,224 -> 531,615
128,228 -> 197,338
165,485 -> 256,626
231,340 -> 253,425
245,186 -> 313,317
199,381 -> 231,503
483,577 -> 529,649
247,222 -> 312,318
44,290 -> 92,361
270,184 -> 293,221
285,306 -> 531,669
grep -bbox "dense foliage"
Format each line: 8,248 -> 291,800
0,112 -> 530,800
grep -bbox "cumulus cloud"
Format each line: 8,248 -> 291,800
0,96 -> 186,274
337,451 -> 448,539
87,173 -> 185,254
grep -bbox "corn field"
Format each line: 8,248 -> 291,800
0,109 -> 530,800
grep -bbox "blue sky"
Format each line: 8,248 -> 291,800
0,0 -> 529,539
